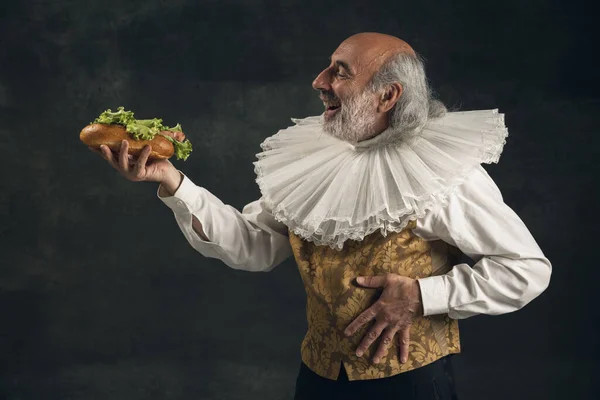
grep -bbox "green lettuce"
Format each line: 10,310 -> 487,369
91,106 -> 193,161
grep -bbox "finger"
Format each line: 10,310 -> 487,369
398,326 -> 411,363
99,145 -> 118,169
372,326 -> 399,364
118,140 -> 130,172
344,305 -> 379,337
134,145 -> 152,177
356,274 -> 389,288
355,320 -> 388,359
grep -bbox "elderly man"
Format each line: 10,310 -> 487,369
93,32 -> 551,400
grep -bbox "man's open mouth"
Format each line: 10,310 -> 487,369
320,93 -> 341,119
324,100 -> 341,119
324,103 -> 341,119
325,104 -> 341,120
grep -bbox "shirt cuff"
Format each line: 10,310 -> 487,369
156,172 -> 200,213
417,275 -> 450,316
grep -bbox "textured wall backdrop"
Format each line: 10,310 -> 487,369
0,0 -> 597,399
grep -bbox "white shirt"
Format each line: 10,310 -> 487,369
157,165 -> 551,320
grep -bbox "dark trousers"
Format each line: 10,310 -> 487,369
294,355 -> 459,400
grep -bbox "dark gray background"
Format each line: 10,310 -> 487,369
0,0 -> 597,399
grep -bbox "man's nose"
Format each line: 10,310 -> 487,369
312,68 -> 331,91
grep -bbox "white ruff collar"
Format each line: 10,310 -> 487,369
253,109 -> 508,250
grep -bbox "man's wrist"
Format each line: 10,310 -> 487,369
412,279 -> 424,317
160,168 -> 183,197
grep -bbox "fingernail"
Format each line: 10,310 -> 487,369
356,350 -> 363,357
373,357 -> 380,364
401,356 -> 407,363
356,277 -> 364,284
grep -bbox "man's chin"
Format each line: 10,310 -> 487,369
323,119 -> 377,144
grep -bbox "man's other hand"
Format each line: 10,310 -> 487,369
344,273 -> 423,365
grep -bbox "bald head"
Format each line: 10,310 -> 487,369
341,32 -> 415,69
344,32 -> 415,55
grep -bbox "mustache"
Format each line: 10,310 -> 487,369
319,90 -> 340,103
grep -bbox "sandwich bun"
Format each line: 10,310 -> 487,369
80,123 -> 174,160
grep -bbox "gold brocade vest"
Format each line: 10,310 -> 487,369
289,220 -> 462,381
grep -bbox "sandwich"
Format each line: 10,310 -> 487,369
80,106 -> 193,161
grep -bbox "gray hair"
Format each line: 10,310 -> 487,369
366,52 -> 446,136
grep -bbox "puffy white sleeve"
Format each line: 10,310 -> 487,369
414,166 -> 552,319
157,171 -> 293,272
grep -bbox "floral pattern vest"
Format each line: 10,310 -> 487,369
289,220 -> 462,381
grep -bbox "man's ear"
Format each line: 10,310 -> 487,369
377,83 -> 403,113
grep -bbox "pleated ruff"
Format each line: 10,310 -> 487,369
254,109 -> 508,250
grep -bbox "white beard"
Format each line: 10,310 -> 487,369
322,89 -> 379,144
